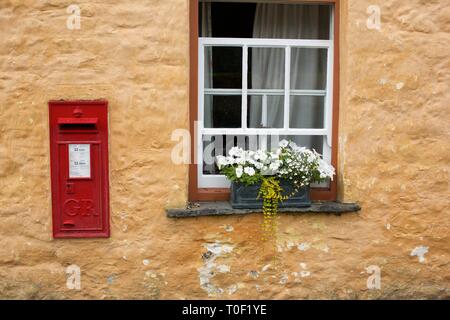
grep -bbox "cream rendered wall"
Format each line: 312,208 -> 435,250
0,0 -> 448,299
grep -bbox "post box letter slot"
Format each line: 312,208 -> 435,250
58,117 -> 98,131
63,220 -> 75,227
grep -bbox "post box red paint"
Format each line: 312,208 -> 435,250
49,100 -> 110,238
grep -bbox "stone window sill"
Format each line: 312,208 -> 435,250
166,201 -> 361,218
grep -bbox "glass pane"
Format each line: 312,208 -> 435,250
248,47 -> 285,90
289,96 -> 324,129
247,95 -> 284,128
290,48 -> 328,90
199,3 -> 330,40
205,46 -> 242,89
204,95 -> 241,128
252,4 -> 331,40
280,135 -> 324,154
205,135 -> 323,153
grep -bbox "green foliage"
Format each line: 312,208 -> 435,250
217,142 -> 335,241
258,177 -> 287,241
220,166 -> 263,186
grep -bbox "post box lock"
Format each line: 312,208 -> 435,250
66,182 -> 74,194
49,100 -> 110,238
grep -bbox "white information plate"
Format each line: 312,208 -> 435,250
69,144 -> 91,178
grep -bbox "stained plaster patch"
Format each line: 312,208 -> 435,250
410,246 -> 429,263
292,262 -> 311,280
279,273 -> 289,284
198,242 -> 234,296
220,225 -> 234,232
142,259 -> 150,266
262,264 -> 271,272
227,284 -> 238,295
298,242 -> 311,251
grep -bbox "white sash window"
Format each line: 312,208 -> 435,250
198,2 -> 334,188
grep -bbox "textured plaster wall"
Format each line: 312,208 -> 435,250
0,0 -> 448,299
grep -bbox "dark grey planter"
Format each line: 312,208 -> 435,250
230,179 -> 311,209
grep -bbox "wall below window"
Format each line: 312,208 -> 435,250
0,0 -> 448,299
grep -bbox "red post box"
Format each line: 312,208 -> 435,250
49,100 -> 110,238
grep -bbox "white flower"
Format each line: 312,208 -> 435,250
235,166 -> 243,178
254,150 -> 268,162
318,159 -> 335,180
226,156 -> 235,165
216,155 -> 227,169
269,160 -> 282,172
229,147 -> 244,158
279,139 -> 289,148
244,167 -> 256,176
235,157 -> 246,165
254,162 -> 263,170
288,140 -> 298,148
261,165 -> 272,175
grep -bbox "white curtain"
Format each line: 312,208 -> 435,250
250,4 -> 327,149
201,2 -> 213,127
201,3 -> 217,173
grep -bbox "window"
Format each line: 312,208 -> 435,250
189,1 -> 339,201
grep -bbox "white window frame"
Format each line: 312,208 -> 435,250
197,12 -> 334,188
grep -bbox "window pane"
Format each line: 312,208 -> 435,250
249,135 -> 324,153
205,46 -> 242,89
280,135 -> 324,154
247,95 -> 284,128
204,95 -> 241,128
252,4 -> 331,40
248,47 -> 285,89
200,3 -> 331,40
289,96 -> 324,129
290,48 -> 328,90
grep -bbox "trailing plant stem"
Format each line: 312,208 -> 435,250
258,177 -> 287,241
